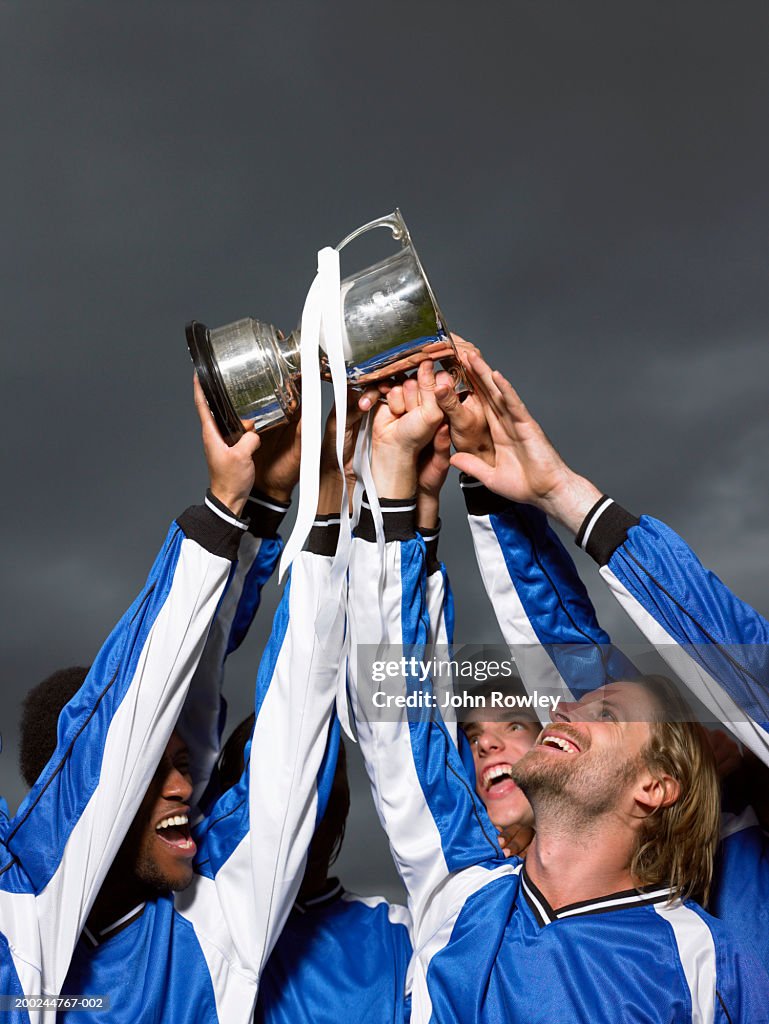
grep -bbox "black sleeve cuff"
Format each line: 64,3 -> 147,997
245,487 -> 291,538
305,514 -> 341,556
355,495 -> 417,542
418,521 -> 441,575
575,495 -> 640,566
177,502 -> 246,561
459,474 -> 511,516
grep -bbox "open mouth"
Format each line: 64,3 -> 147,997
481,762 -> 517,797
155,813 -> 196,856
537,731 -> 581,755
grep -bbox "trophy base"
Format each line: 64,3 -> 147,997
186,320 -> 247,445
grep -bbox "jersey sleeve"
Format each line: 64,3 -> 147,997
575,496 -> 769,764
347,499 -> 510,940
176,518 -> 345,1017
461,477 -> 636,700
174,490 -> 288,806
2,500 -> 245,994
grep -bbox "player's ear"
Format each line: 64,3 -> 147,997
633,769 -> 680,815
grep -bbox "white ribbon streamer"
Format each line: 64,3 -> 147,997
278,245 -> 388,740
278,255 -> 329,580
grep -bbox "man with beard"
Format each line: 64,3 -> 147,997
435,343 -> 769,962
347,361 -> 769,1023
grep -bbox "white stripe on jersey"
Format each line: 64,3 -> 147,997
36,537 -> 231,995
599,565 -> 769,766
578,497 -> 614,552
466,514 -> 575,704
653,901 -> 716,1024
412,863 -> 521,1024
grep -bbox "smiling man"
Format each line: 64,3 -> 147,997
348,364 -> 769,1023
460,680 -> 540,857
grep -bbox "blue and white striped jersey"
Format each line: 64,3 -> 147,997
55,520 -> 345,1024
347,502 -> 769,1024
461,480 -> 769,965
255,880 -> 412,1024
0,501 -> 252,1023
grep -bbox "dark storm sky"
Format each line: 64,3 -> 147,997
1,3 -> 768,899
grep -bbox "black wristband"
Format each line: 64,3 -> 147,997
575,495 -> 640,565
355,495 -> 417,542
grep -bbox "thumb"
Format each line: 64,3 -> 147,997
450,451 -> 494,487
233,424 -> 262,458
434,378 -> 464,420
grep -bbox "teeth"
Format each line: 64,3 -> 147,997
156,813 -> 189,831
482,763 -> 514,788
542,735 -> 578,754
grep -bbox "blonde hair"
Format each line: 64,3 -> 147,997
630,675 -> 721,906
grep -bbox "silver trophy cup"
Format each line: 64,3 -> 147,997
186,209 -> 466,442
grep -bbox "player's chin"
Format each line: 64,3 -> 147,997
169,864 -> 195,892
158,858 -> 195,893
486,793 -> 530,831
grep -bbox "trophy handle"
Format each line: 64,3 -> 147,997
335,208 -> 409,252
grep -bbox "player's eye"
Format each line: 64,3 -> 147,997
599,705 -> 617,722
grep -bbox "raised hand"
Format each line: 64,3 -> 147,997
447,351 -> 602,534
417,424 -> 451,530
194,374 -> 261,516
317,385 -> 381,514
434,365 -> 495,468
370,361 -> 446,499
252,419 -> 302,503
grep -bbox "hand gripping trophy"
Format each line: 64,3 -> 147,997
185,209 -> 467,443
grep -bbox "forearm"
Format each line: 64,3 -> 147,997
461,477 -> 636,696
184,537 -> 344,982
21,500 -> 245,991
176,488 -> 290,806
580,496 -> 769,765
348,512 -> 502,927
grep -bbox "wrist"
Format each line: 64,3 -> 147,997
371,451 -> 418,500
209,488 -> 247,518
252,478 -> 294,504
538,471 -> 602,535
416,494 -> 440,531
317,469 -> 343,516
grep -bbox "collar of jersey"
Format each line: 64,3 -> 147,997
520,865 -> 673,927
82,903 -> 146,948
293,877 -> 344,914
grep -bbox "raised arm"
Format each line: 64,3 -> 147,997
174,393 -> 379,1018
0,377 -> 262,996
348,365 -> 511,941
177,421 -> 301,808
444,348 -> 769,765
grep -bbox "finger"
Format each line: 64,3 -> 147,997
490,370 -> 530,423
416,359 -> 439,415
467,351 -> 505,404
402,377 -> 419,413
450,333 -> 481,359
450,451 -> 495,486
433,422 -> 451,456
194,373 -> 228,447
434,370 -> 467,420
232,425 -> 262,457
466,353 -> 518,425
355,386 -> 381,414
387,385 -> 406,417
